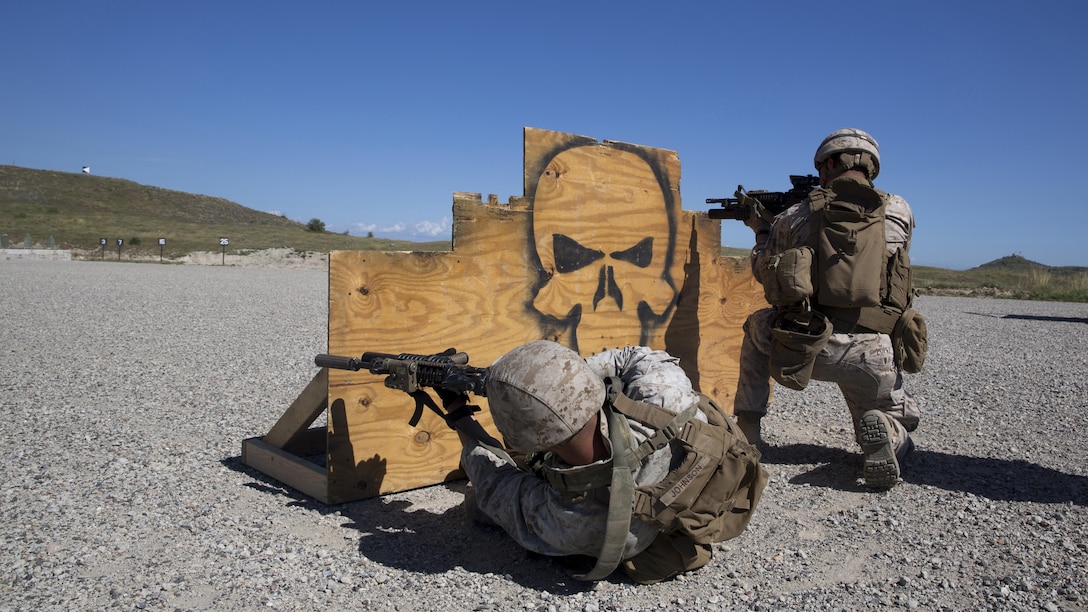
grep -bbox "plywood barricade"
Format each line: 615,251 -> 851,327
242,127 -> 766,504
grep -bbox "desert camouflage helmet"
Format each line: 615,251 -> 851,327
484,340 -> 604,453
813,128 -> 881,179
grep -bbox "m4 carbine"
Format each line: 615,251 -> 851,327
315,348 -> 489,426
706,174 -> 821,221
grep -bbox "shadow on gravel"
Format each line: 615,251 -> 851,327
1001,314 -> 1088,324
967,312 -> 1088,324
759,444 -> 1088,505
223,456 -> 608,593
905,449 -> 1088,505
760,443 -> 867,491
335,488 -> 604,593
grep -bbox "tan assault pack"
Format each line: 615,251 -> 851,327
608,388 -> 767,544
761,179 -> 900,310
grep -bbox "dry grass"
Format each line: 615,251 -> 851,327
0,165 -> 449,258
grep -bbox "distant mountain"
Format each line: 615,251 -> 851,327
974,254 -> 1086,274
973,254 -> 1051,272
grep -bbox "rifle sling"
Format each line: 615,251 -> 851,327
571,402 -> 635,581
536,386 -> 699,493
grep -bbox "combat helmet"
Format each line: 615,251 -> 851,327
814,128 -> 881,179
485,340 -> 604,452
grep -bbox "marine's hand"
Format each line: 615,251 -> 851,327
435,387 -> 469,409
444,402 -> 481,426
738,191 -> 771,234
451,413 -> 503,448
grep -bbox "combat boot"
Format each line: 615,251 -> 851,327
734,411 -> 763,446
857,410 -> 913,488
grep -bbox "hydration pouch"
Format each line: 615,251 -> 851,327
812,182 -> 887,309
884,246 -> 913,310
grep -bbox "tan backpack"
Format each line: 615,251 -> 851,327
610,388 -> 768,544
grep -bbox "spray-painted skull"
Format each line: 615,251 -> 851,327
530,144 -> 680,352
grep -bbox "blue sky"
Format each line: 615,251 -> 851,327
4,1 -> 1086,269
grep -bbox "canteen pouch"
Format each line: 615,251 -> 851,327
762,247 -> 815,306
892,307 -> 928,373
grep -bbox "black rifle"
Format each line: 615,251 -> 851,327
315,348 -> 489,426
706,174 -> 821,221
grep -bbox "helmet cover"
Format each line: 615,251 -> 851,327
814,128 -> 881,179
485,340 -> 604,452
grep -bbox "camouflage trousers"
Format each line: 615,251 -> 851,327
734,308 -> 920,436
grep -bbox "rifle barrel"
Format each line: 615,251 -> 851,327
315,354 -> 361,370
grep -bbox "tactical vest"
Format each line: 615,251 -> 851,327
526,380 -> 768,580
760,180 -> 926,375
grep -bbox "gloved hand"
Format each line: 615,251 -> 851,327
737,190 -> 771,234
435,387 -> 469,409
443,402 -> 481,427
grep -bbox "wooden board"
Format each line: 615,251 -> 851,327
322,127 -> 763,498
245,127 -> 766,502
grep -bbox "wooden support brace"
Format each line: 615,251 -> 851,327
242,368 -> 336,503
263,368 -> 328,450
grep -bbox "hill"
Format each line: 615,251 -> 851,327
915,253 -> 1087,301
970,252 -> 1087,276
3,164 -> 1086,301
0,165 -> 450,257
722,247 -> 1087,302
974,253 -> 1050,272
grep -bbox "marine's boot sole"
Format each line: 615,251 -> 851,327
859,410 -> 900,488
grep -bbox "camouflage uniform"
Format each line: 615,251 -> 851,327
734,175 -> 920,439
460,346 -> 704,563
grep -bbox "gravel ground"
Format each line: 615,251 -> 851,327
2,258 -> 1086,611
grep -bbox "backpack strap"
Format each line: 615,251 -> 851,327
536,379 -> 701,492
606,384 -> 700,464
807,187 -> 833,213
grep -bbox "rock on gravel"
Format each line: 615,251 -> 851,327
1,259 -> 1086,611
